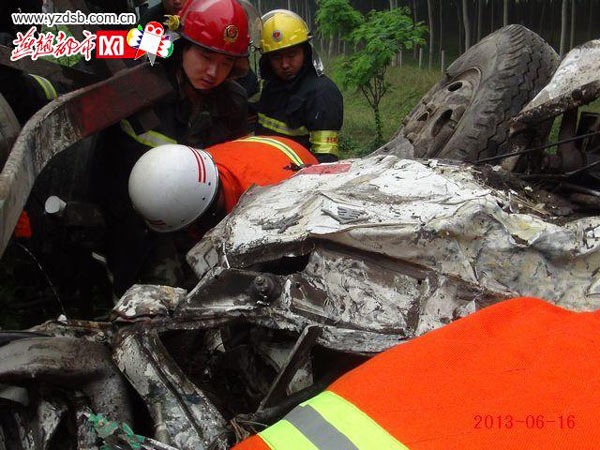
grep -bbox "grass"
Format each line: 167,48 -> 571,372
323,57 -> 441,158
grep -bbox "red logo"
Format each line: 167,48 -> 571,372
96,31 -> 137,58
272,30 -> 283,42
224,25 -> 238,43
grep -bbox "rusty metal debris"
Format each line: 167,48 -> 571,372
258,325 -> 321,410
511,39 -> 600,132
476,40 -> 600,209
113,329 -> 228,448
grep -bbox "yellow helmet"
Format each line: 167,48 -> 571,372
260,9 -> 311,54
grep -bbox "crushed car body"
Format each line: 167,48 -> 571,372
185,153 -> 600,338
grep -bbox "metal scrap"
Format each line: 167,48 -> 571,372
512,39 -> 600,131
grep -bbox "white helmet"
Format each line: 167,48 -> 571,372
128,144 -> 220,232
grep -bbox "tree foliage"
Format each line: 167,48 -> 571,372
315,0 -> 363,39
316,0 -> 426,146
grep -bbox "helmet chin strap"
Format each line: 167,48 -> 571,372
310,45 -> 325,77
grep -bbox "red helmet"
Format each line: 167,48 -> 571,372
179,0 -> 251,57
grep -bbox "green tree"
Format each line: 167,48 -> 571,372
315,0 -> 363,39
316,0 -> 426,146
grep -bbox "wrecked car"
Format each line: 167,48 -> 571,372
1,25 -> 600,448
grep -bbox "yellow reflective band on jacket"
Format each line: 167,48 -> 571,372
29,74 -> 57,100
310,130 -> 340,157
260,419 -> 319,450
259,390 -> 409,450
237,136 -> 305,166
120,119 -> 177,148
258,113 -> 309,137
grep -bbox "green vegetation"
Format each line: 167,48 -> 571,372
581,98 -> 600,115
316,0 -> 426,148
327,59 -> 440,158
40,25 -> 83,67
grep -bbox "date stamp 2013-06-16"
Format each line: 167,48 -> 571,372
474,414 -> 575,430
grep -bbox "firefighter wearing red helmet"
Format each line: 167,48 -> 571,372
176,0 -> 261,96
179,0 -> 250,56
93,0 -> 261,295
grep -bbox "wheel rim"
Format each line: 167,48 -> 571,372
402,69 -> 481,158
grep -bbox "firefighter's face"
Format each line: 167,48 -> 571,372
183,46 -> 235,90
268,45 -> 304,81
162,0 -> 183,15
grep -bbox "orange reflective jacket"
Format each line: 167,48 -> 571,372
235,297 -> 600,449
206,136 -> 318,213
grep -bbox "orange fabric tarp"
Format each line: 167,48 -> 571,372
234,297 -> 600,449
206,136 -> 317,213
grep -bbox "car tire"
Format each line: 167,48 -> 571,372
0,93 -> 21,171
398,25 -> 559,162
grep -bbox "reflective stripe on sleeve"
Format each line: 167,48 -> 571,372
29,74 -> 58,100
307,391 -> 408,449
258,390 -> 408,450
237,136 -> 305,166
310,130 -> 340,157
284,405 -> 359,450
259,418 -> 319,450
258,113 -> 309,137
120,119 -> 177,148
